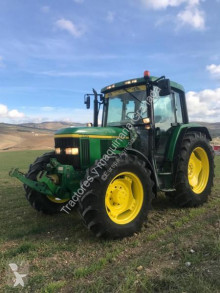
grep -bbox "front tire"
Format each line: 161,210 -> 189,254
168,132 -> 214,207
24,152 -> 70,214
78,154 -> 155,239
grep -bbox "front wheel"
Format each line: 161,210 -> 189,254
168,132 -> 215,207
78,154 -> 155,239
24,152 -> 70,214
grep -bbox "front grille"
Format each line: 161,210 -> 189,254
81,139 -> 90,167
55,137 -> 80,169
55,137 -> 79,148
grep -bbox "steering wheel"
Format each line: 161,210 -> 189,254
125,112 -> 136,120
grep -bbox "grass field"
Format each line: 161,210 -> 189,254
0,151 -> 219,293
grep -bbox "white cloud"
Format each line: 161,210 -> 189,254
186,88 -> 220,122
1,90 -> 219,124
0,56 -> 4,68
106,11 -> 115,23
0,104 -> 8,116
177,6 -> 205,30
38,70 -> 127,78
0,103 -> 94,124
41,6 -> 50,13
8,109 -> 25,118
23,108 -> 93,124
0,104 -> 25,121
140,0 -> 201,10
55,18 -> 84,37
140,0 -> 205,30
206,64 -> 220,78
41,107 -> 55,112
141,0 -> 185,10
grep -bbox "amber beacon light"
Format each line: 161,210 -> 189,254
144,70 -> 150,77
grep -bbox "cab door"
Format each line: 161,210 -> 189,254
153,90 -> 183,169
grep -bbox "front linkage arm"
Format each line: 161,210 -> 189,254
9,168 -> 54,196
9,158 -> 82,199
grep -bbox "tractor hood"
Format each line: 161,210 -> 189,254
55,127 -> 130,139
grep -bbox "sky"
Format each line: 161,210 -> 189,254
0,0 -> 220,124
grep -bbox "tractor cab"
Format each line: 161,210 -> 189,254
84,72 -> 190,190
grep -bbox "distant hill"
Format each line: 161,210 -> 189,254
0,123 -> 54,151
0,121 -> 220,151
0,121 -> 86,151
17,121 -> 220,137
193,122 -> 220,139
20,121 -> 86,131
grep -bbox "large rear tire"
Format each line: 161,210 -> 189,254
167,132 -> 214,207
24,152 -> 70,214
78,154 -> 155,239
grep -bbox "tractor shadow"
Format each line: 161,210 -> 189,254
151,192 -> 179,211
34,193 -> 180,241
31,210 -> 91,242
6,204 -> 94,244
7,193 -> 183,243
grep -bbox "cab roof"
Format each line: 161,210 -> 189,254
101,76 -> 185,94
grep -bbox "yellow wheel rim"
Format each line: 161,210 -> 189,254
46,174 -> 69,204
105,172 -> 144,225
47,196 -> 69,204
188,147 -> 209,194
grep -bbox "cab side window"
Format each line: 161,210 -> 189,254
174,91 -> 183,124
154,94 -> 175,131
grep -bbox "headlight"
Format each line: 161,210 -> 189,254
55,148 -> 61,154
65,148 -> 79,155
143,118 -> 150,124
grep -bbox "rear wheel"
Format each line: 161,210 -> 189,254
167,132 -> 214,207
24,152 -> 70,214
78,154 -> 154,239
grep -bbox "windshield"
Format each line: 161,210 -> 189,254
106,86 -> 147,126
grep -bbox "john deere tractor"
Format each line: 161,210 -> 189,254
10,71 -> 215,238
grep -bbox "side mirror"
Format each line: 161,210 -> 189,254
100,94 -> 104,102
84,95 -> 90,109
157,79 -> 171,96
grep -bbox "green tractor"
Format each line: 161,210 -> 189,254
10,71 -> 215,238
